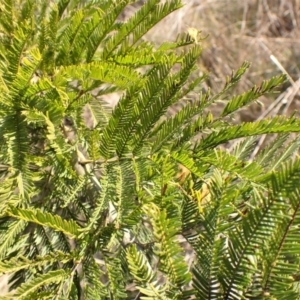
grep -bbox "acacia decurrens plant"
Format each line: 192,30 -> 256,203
1,0 -> 300,299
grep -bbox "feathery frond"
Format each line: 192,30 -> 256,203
1,0 -> 300,298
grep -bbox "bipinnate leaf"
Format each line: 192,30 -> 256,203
7,207 -> 80,238
9,269 -> 68,299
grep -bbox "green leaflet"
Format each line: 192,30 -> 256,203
10,269 -> 68,299
0,251 -> 75,274
7,206 -> 80,238
197,116 -> 300,151
221,74 -> 286,117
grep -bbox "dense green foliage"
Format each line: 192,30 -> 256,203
1,0 -> 300,299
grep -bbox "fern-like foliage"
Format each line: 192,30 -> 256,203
1,0 -> 300,299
